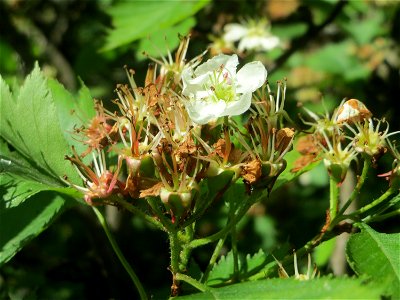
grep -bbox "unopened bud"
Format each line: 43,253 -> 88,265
324,160 -> 348,184
160,187 -> 194,219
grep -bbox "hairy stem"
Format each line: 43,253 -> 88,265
201,238 -> 226,283
175,273 -> 211,293
114,197 -> 165,231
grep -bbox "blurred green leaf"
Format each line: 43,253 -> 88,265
102,0 -> 209,52
179,276 -> 386,299
340,10 -> 385,45
346,223 -> 400,298
0,38 -> 18,76
313,237 -> 336,267
136,18 -> 196,61
272,23 -> 307,40
0,192 -> 68,266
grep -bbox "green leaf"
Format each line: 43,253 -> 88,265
102,0 -> 209,51
0,64 -> 79,184
288,41 -> 370,82
207,247 -> 289,286
136,18 -> 196,61
0,65 -> 80,186
48,78 -> 95,156
313,237 -> 336,267
346,223 -> 400,298
0,173 -> 81,208
0,192 -> 68,266
341,5 -> 384,44
178,277 -> 385,299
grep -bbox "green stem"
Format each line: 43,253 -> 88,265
169,230 -> 181,274
147,197 -> 175,232
181,172 -> 238,229
231,225 -> 239,282
201,238 -> 226,283
349,187 -> 397,216
92,207 -> 148,300
175,273 -> 211,293
180,225 -> 195,271
363,208 -> 400,223
249,229 -> 330,281
329,176 -> 340,221
114,197 -> 165,231
188,199 -> 252,249
339,159 -> 370,215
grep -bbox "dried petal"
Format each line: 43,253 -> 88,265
242,159 -> 262,184
335,99 -> 372,124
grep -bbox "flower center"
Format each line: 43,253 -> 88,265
207,66 -> 236,103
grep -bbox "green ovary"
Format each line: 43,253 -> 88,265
213,83 -> 235,102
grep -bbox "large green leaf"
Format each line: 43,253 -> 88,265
178,277 -> 385,299
0,66 -> 88,266
0,192 -> 68,266
102,0 -> 209,51
48,78 -> 95,156
0,64 -> 79,184
207,246 -> 290,286
0,137 -> 60,187
346,223 -> 400,298
0,173 -> 80,209
136,17 -> 196,61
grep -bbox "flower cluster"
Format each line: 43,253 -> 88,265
66,36 -> 293,222
209,18 -> 280,55
300,98 -> 399,184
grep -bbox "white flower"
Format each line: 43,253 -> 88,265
181,54 -> 267,125
223,19 -> 280,52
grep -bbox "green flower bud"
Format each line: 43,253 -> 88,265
324,160 -> 348,184
160,187 -> 194,219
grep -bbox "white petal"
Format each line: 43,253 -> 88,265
260,36 -> 280,50
182,68 -> 210,97
194,54 -> 238,77
236,61 -> 267,93
186,99 -> 227,125
238,37 -> 262,52
223,93 -> 252,116
223,23 -> 248,42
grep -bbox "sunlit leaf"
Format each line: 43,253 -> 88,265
179,277 -> 385,299
0,64 -> 79,184
346,223 -> 400,298
102,0 -> 209,51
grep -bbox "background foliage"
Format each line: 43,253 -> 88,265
0,0 -> 399,299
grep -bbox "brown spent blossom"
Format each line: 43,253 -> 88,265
78,101 -> 119,157
291,134 -> 321,173
241,159 -> 262,184
275,127 -> 295,154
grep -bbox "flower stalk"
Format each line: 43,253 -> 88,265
92,207 -> 148,300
